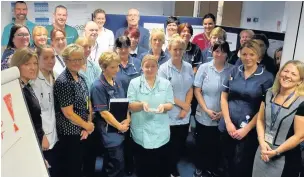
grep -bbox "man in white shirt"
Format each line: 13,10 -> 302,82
83,21 -> 101,65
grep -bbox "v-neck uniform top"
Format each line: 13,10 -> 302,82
218,65 -> 274,132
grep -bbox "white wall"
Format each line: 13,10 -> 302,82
1,1 -> 175,33
240,1 -> 286,32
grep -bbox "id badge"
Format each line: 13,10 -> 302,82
265,133 -> 274,145
240,121 -> 247,128
196,110 -> 202,116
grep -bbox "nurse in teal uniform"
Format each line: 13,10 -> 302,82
127,54 -> 174,177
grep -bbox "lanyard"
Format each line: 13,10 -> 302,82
56,55 -> 65,68
270,92 -> 295,130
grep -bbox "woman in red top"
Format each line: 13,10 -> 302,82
192,13 -> 216,51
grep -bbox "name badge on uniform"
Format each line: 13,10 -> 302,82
196,110 -> 202,117
240,115 -> 250,128
265,133 -> 274,144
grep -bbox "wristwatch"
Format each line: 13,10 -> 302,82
275,150 -> 281,156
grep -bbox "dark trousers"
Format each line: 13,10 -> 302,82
194,121 -> 221,173
123,129 -> 134,173
133,142 -> 170,177
220,130 -> 258,177
103,143 -> 125,177
56,135 -> 85,177
43,142 -> 59,177
169,124 -> 189,175
82,128 -> 104,177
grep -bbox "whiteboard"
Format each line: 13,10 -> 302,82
1,67 -> 49,177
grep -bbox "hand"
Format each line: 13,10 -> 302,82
181,103 -> 191,113
206,109 -> 217,120
213,112 -> 222,120
226,122 -> 237,138
260,141 -> 272,162
42,135 -> 50,151
233,127 -> 249,140
121,118 -> 130,126
178,110 -> 187,119
142,102 -> 149,112
80,130 -> 89,140
85,121 -> 95,134
156,104 -> 165,113
262,149 -> 277,162
118,123 -> 129,133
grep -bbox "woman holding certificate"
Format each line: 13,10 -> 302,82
128,54 -> 174,177
91,51 -> 130,177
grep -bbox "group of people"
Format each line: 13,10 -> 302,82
1,1 -> 304,177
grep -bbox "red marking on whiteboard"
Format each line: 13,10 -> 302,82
3,94 -> 19,132
1,121 -> 4,139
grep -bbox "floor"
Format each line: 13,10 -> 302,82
94,130 -> 197,177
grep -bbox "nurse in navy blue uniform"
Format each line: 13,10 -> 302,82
138,28 -> 170,66
115,36 -> 141,97
114,35 -> 141,175
219,40 -> 274,177
91,51 -> 130,177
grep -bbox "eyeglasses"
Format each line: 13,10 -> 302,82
15,33 -> 30,37
65,58 -> 83,63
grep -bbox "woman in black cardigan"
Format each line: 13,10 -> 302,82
9,47 -> 45,145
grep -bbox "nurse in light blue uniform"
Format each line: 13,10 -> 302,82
128,54 -> 174,177
158,34 -> 194,177
193,41 -> 233,177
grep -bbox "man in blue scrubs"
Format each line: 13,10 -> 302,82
2,1 -> 36,47
115,8 -> 150,50
46,5 -> 79,45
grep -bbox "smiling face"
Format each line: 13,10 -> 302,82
65,51 -> 84,73
240,32 -> 252,46
13,27 -> 30,49
14,2 -> 28,21
94,12 -> 106,29
203,18 -> 215,34
19,56 -> 38,81
180,26 -> 192,43
279,63 -> 302,91
54,7 -> 67,27
33,27 -> 48,47
85,22 -> 99,41
240,47 -> 259,68
166,22 -> 178,37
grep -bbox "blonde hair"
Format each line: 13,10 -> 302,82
150,28 -> 165,47
168,33 -> 186,50
32,26 -> 48,37
240,29 -> 255,38
98,51 -> 120,69
141,54 -> 158,67
210,27 -> 227,41
272,60 -> 304,96
75,37 -> 93,47
240,40 -> 263,59
61,44 -> 84,61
